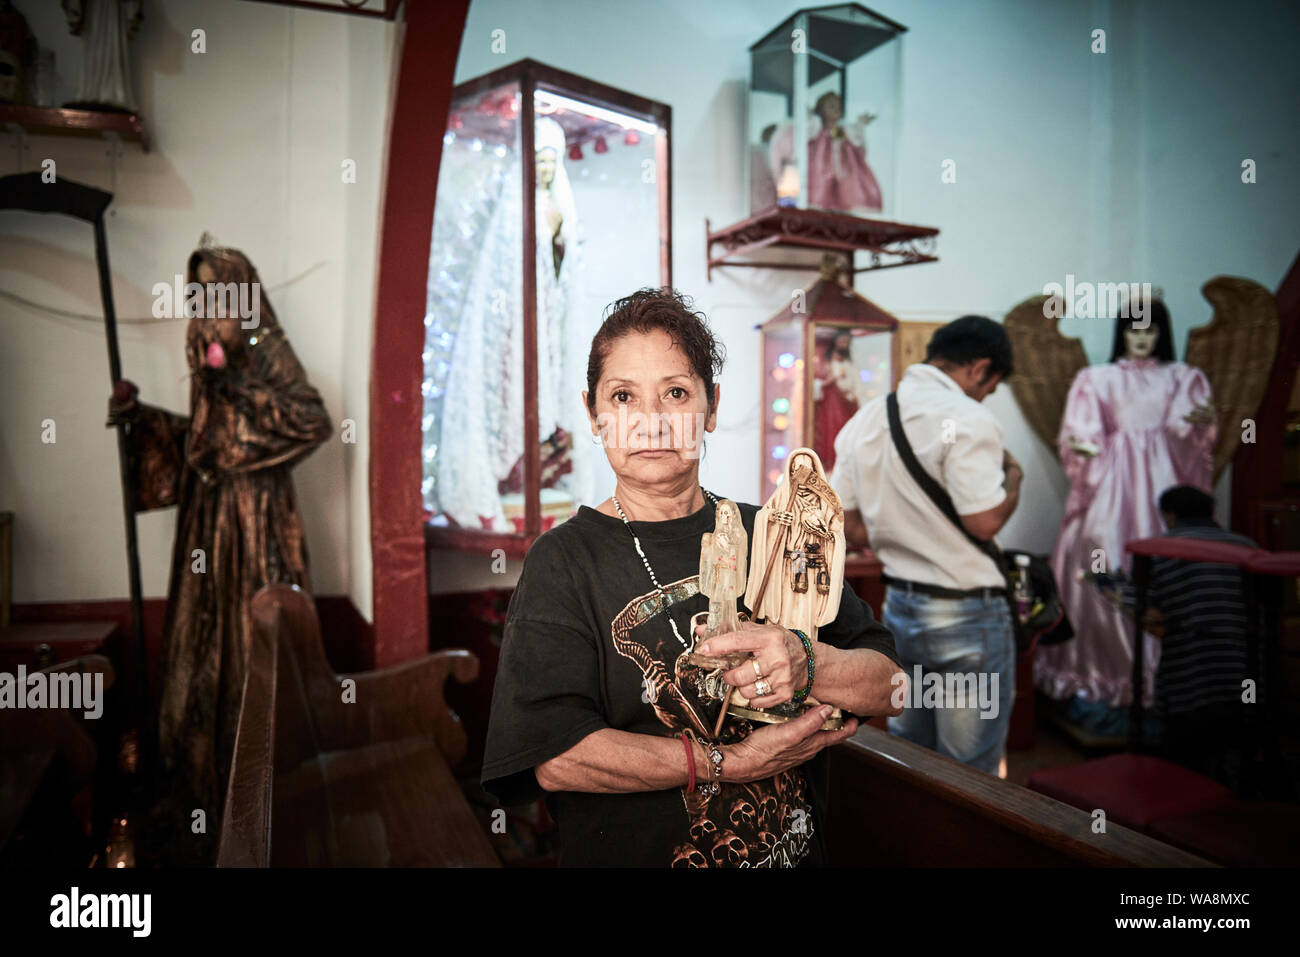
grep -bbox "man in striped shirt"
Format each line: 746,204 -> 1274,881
1112,485 -> 1255,790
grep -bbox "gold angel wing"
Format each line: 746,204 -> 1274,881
1003,294 -> 1090,457
1184,276 -> 1280,482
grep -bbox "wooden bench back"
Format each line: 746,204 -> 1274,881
215,584 -> 285,867
217,584 -> 493,867
218,584 -> 354,866
827,726 -> 1213,866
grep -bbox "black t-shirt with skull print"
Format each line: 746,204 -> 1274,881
481,496 -> 900,867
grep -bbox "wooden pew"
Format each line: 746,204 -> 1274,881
0,655 -> 114,863
827,726 -> 1212,866
216,584 -> 498,867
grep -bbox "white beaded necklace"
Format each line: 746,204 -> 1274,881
611,486 -> 719,650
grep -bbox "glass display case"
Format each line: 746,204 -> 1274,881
422,59 -> 672,553
748,4 -> 904,219
759,258 -> 899,501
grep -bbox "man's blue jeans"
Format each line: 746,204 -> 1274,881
883,585 -> 1015,774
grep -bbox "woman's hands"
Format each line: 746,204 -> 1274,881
721,705 -> 859,783
694,620 -> 808,708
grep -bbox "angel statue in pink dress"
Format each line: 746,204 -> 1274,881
807,91 -> 883,215
1035,301 -> 1217,731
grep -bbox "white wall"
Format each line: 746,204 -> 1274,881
3,0 -> 1291,608
429,0 -> 1298,593
0,0 -> 392,617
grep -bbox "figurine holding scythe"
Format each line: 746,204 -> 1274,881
678,448 -> 846,735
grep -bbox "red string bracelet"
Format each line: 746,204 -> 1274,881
680,732 -> 696,792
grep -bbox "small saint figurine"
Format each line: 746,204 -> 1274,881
63,0 -> 142,113
676,500 -> 751,735
806,91 -> 883,215
698,499 -> 748,638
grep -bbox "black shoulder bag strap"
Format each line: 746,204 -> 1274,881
885,391 -> 1023,630
885,392 -> 999,560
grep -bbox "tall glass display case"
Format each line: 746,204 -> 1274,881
422,60 -> 671,555
759,258 -> 899,501
748,4 -> 904,219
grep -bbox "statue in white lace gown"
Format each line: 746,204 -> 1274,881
63,0 -> 142,112
436,115 -> 590,530
698,500 -> 748,638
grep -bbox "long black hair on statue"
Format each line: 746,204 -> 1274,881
1108,297 -> 1175,362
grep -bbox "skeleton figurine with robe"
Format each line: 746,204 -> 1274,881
726,449 -> 845,726
745,448 -> 846,638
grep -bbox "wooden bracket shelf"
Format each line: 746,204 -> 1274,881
1,104 -> 149,153
707,205 -> 938,280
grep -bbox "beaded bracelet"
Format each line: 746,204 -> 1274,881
698,742 -> 724,798
789,628 -> 815,705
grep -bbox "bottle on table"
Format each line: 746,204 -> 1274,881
1012,553 -> 1033,623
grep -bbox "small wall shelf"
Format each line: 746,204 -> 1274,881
706,205 -> 938,280
1,104 -> 149,153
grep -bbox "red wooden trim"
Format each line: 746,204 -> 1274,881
425,526 -> 536,559
369,0 -> 471,667
457,59 -> 668,123
657,125 -> 672,286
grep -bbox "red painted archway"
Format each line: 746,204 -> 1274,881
368,0 -> 471,666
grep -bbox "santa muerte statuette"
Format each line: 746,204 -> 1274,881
736,447 -> 845,729
677,450 -> 846,736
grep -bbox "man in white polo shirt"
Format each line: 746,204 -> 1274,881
829,316 -> 1022,774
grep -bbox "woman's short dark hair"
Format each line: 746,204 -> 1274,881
1108,297 -> 1176,362
924,315 -> 1014,381
1159,484 -> 1215,522
586,288 -> 725,413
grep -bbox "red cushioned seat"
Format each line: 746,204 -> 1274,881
1246,551 -> 1300,577
1026,754 -> 1235,832
1148,801 -> 1300,867
1125,536 -> 1258,566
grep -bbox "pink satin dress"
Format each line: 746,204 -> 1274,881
807,128 -> 883,213
1035,358 -> 1216,709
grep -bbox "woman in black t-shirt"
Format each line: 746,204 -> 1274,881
481,288 -> 904,867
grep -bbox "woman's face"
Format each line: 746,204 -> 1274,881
584,329 -> 719,490
1123,324 -> 1160,359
